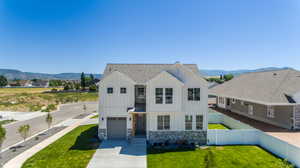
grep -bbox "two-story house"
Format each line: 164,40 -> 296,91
98,63 -> 208,144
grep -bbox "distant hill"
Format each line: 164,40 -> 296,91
0,69 -> 102,80
0,67 -> 292,80
200,67 -> 292,77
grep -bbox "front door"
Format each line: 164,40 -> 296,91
135,114 -> 146,135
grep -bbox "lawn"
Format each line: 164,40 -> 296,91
0,119 -> 16,125
0,90 -> 98,112
22,124 -> 100,168
147,146 -> 293,168
91,114 -> 98,119
208,123 -> 230,129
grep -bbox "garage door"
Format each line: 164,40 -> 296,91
107,117 -> 127,139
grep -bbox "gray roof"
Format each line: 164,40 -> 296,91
210,69 -> 300,104
103,64 -> 200,84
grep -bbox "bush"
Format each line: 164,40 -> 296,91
41,104 -> 57,112
89,84 -> 97,92
51,88 -> 58,92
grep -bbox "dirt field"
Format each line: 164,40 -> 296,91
0,88 -> 62,95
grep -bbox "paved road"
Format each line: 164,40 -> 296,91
3,102 -> 98,149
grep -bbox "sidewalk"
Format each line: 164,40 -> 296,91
3,113 -> 96,168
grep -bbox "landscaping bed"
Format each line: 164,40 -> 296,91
22,124 -> 100,168
147,145 -> 293,168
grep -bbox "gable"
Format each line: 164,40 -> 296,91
146,71 -> 184,86
99,71 -> 136,86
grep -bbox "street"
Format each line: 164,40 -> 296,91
3,102 -> 98,149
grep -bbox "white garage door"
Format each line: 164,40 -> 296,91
107,117 -> 127,139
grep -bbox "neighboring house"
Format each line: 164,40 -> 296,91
210,69 -> 300,130
98,63 -> 208,144
32,80 -> 49,88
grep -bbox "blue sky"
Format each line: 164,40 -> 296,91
0,0 -> 300,73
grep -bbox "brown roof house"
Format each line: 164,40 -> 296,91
210,69 -> 300,130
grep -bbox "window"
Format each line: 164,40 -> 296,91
267,106 -> 275,118
155,88 -> 163,104
157,115 -> 170,130
248,105 -> 253,115
185,115 -> 193,130
188,88 -> 200,101
165,88 -> 173,104
107,87 -> 113,94
218,97 -> 224,104
137,88 -> 145,96
120,87 -> 126,94
196,115 -> 203,130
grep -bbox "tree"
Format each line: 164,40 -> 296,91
0,124 -> 6,159
0,75 -> 8,87
46,112 -> 53,130
18,124 -> 30,144
80,72 -> 86,90
224,74 -> 234,81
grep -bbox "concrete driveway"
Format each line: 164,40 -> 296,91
88,139 -> 147,168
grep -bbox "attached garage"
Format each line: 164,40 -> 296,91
107,117 -> 127,139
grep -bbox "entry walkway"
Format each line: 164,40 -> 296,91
87,139 -> 147,168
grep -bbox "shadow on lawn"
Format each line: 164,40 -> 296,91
69,126 -> 100,151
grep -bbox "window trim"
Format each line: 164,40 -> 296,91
188,88 -> 201,101
157,115 -> 170,130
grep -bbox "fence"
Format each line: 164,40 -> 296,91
208,112 -> 254,129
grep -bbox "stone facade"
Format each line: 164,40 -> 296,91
148,131 -> 207,145
127,128 -> 132,140
98,128 -> 107,140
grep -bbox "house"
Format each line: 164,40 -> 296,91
210,69 -> 300,130
98,63 -> 208,144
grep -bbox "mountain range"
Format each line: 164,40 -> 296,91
0,67 -> 292,80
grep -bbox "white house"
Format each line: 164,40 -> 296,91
98,63 -> 208,144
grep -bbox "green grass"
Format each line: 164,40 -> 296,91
22,124 -> 100,168
208,124 -> 230,129
91,114 -> 98,119
0,119 -> 16,125
147,146 -> 294,168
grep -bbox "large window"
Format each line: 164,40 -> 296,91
165,88 -> 173,104
188,88 -> 200,101
196,115 -> 203,130
185,115 -> 193,130
157,115 -> 170,130
120,87 -> 126,94
155,88 -> 163,104
107,87 -> 113,94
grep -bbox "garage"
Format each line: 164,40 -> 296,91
107,117 -> 127,139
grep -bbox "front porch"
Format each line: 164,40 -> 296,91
130,112 -> 146,137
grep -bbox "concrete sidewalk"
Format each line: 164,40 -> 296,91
3,113 -> 96,168
87,139 -> 147,168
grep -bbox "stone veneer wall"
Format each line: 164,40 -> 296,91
148,131 -> 207,145
98,128 -> 107,140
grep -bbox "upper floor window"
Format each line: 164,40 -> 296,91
196,115 -> 203,130
165,88 -> 173,104
188,88 -> 200,101
157,115 -> 170,130
155,88 -> 163,104
185,115 -> 193,130
120,87 -> 126,94
107,87 -> 113,94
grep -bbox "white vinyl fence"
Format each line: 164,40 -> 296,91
208,111 -> 300,167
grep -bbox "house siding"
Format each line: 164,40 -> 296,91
218,97 -> 294,129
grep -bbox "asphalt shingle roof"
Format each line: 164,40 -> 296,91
103,64 -> 200,84
210,69 -> 300,104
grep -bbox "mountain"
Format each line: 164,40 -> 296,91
200,67 -> 292,77
0,69 -> 102,80
0,67 -> 292,80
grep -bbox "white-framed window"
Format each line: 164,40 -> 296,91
232,98 -> 236,104
188,88 -> 200,101
248,105 -> 253,115
267,106 -> 275,118
155,88 -> 163,104
165,88 -> 173,104
196,115 -> 203,130
107,87 -> 113,94
120,87 -> 126,94
218,97 -> 224,104
185,115 -> 193,130
157,115 -> 170,130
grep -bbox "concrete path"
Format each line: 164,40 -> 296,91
3,113 -> 96,168
3,102 -> 97,150
87,139 -> 147,168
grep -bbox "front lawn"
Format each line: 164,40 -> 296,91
208,123 -> 230,129
148,146 -> 293,168
22,124 -> 99,168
